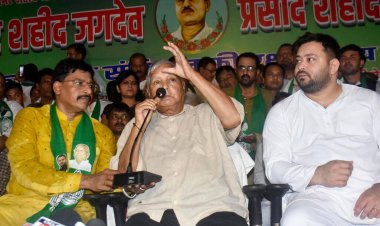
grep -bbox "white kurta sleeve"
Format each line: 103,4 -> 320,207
263,103 -> 317,192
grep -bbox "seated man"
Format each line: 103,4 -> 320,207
0,59 -> 118,225
264,32 -> 380,225
110,42 -> 248,226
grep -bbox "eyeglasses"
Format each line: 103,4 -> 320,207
238,65 -> 256,72
110,114 -> 128,121
61,79 -> 96,90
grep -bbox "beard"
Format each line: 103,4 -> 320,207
295,70 -> 331,94
340,63 -> 360,77
239,74 -> 255,87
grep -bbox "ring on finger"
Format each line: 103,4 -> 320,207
138,187 -> 145,191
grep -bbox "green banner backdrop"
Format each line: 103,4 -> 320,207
0,0 -> 379,82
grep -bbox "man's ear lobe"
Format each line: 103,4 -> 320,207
52,81 -> 62,95
329,58 -> 340,76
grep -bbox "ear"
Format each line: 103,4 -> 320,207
359,59 -> 365,68
329,58 -> 340,78
205,0 -> 210,12
52,81 -> 62,96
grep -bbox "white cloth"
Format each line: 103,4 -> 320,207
263,84 -> 380,224
253,142 -> 269,185
228,142 -> 254,187
93,70 -> 108,100
2,100 -> 22,137
86,99 -> 111,121
171,23 -> 213,42
110,100 -> 248,226
21,84 -> 32,107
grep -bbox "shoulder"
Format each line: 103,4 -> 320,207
16,104 -> 50,119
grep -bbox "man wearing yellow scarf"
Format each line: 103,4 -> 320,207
0,59 -> 118,225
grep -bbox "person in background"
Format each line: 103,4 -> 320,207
224,52 -> 267,160
67,43 -> 108,100
0,58 -> 118,225
264,32 -> 380,225
29,84 -> 40,105
215,65 -> 238,89
115,70 -> 145,111
0,73 -> 23,196
129,53 -> 149,90
103,102 -> 132,141
197,56 -> 217,84
277,43 -> 299,94
16,63 -> 38,106
339,44 -> 377,91
261,62 -> 285,112
33,68 -> 54,106
5,80 -> 24,107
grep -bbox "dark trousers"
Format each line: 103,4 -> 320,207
125,209 -> 247,226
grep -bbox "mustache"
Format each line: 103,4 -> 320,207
296,71 -> 310,78
182,6 -> 194,13
241,74 -> 250,79
114,123 -> 125,127
76,95 -> 91,101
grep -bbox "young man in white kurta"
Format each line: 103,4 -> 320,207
264,32 -> 380,226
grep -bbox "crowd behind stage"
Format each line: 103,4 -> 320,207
0,32 -> 380,226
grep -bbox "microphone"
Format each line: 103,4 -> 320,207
112,88 -> 166,188
50,208 -> 83,226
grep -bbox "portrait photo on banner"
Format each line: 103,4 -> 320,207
155,0 -> 228,53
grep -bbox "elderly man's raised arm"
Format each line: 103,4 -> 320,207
163,42 -> 241,129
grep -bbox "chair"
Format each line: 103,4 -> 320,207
83,192 -> 129,226
85,184 -> 290,226
243,184 -> 290,226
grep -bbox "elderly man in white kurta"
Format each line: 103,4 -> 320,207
110,42 -> 248,226
264,32 -> 380,226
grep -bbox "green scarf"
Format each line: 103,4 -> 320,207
0,100 -> 13,136
288,79 -> 295,93
27,103 -> 96,223
234,85 -> 267,134
91,98 -> 101,120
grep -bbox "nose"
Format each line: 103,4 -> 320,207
183,0 -> 190,7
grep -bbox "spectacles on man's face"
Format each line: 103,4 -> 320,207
110,114 -> 128,121
61,79 -> 96,90
238,65 -> 256,72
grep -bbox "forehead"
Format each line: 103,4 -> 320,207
296,41 -> 325,57
238,57 -> 257,66
340,50 -> 360,57
123,75 -> 137,82
278,46 -> 292,54
65,69 -> 92,81
266,65 -> 282,72
131,56 -> 145,65
7,88 -> 22,94
150,64 -> 175,79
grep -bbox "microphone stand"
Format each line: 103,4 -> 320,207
112,88 -> 166,189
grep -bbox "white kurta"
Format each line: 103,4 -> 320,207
264,84 -> 380,225
111,100 -> 248,226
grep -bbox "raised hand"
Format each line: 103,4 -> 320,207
162,42 -> 196,81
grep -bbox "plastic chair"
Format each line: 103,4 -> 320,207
243,184 -> 290,226
83,192 -> 129,226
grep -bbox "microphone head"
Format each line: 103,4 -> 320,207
51,208 -> 83,226
156,88 -> 166,98
87,218 -> 107,226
